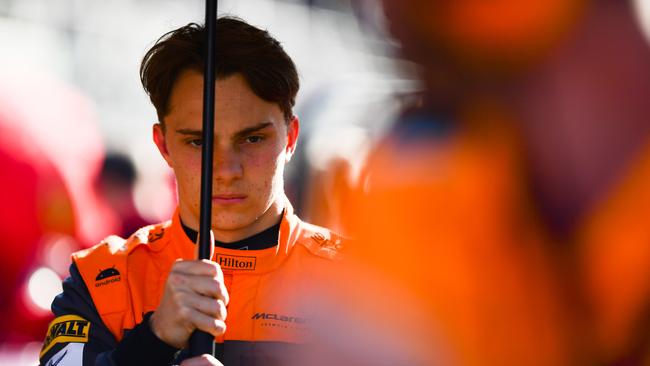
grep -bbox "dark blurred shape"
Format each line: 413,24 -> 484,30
100,154 -> 137,188
302,0 -> 650,365
515,0 -> 650,361
96,153 -> 150,238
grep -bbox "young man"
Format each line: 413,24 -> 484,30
39,17 -> 342,366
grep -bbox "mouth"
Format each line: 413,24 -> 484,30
212,194 -> 247,204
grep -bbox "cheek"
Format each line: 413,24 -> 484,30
169,147 -> 202,192
244,146 -> 284,185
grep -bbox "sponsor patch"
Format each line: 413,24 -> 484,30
95,266 -> 121,287
216,254 -> 256,271
95,266 -> 120,281
251,312 -> 310,332
147,226 -> 165,243
41,315 -> 90,357
311,233 -> 343,251
251,312 -> 308,324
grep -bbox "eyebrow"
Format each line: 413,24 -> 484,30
176,129 -> 202,136
176,122 -> 273,139
234,122 -> 273,139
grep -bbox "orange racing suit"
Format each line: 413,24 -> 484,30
39,201 -> 342,366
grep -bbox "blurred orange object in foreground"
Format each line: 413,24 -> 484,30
311,100 -> 650,365
383,0 -> 585,73
332,103 -> 580,365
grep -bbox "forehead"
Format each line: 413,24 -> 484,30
165,70 -> 284,131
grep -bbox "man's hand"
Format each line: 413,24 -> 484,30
180,354 -> 224,366
150,259 -> 229,349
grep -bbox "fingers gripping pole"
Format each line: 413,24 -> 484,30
189,0 -> 218,357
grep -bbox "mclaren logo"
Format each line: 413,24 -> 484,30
95,266 -> 121,287
216,254 -> 256,270
251,313 -> 308,324
40,315 -> 90,357
147,226 -> 165,243
311,232 -> 343,251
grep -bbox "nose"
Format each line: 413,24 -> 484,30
212,144 -> 243,183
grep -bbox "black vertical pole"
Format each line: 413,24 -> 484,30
189,0 -> 218,358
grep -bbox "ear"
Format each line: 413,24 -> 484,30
153,123 -> 173,168
284,116 -> 300,163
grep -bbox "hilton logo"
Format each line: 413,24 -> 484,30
216,254 -> 256,270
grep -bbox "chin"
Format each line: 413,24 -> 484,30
212,213 -> 254,231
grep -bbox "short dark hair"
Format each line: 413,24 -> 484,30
140,17 -> 299,126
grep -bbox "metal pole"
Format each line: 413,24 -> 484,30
189,0 -> 218,357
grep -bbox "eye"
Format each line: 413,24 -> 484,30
187,138 -> 203,147
245,135 -> 264,144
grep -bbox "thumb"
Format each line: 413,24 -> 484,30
180,354 -> 224,366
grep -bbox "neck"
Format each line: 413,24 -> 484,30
180,198 -> 286,243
